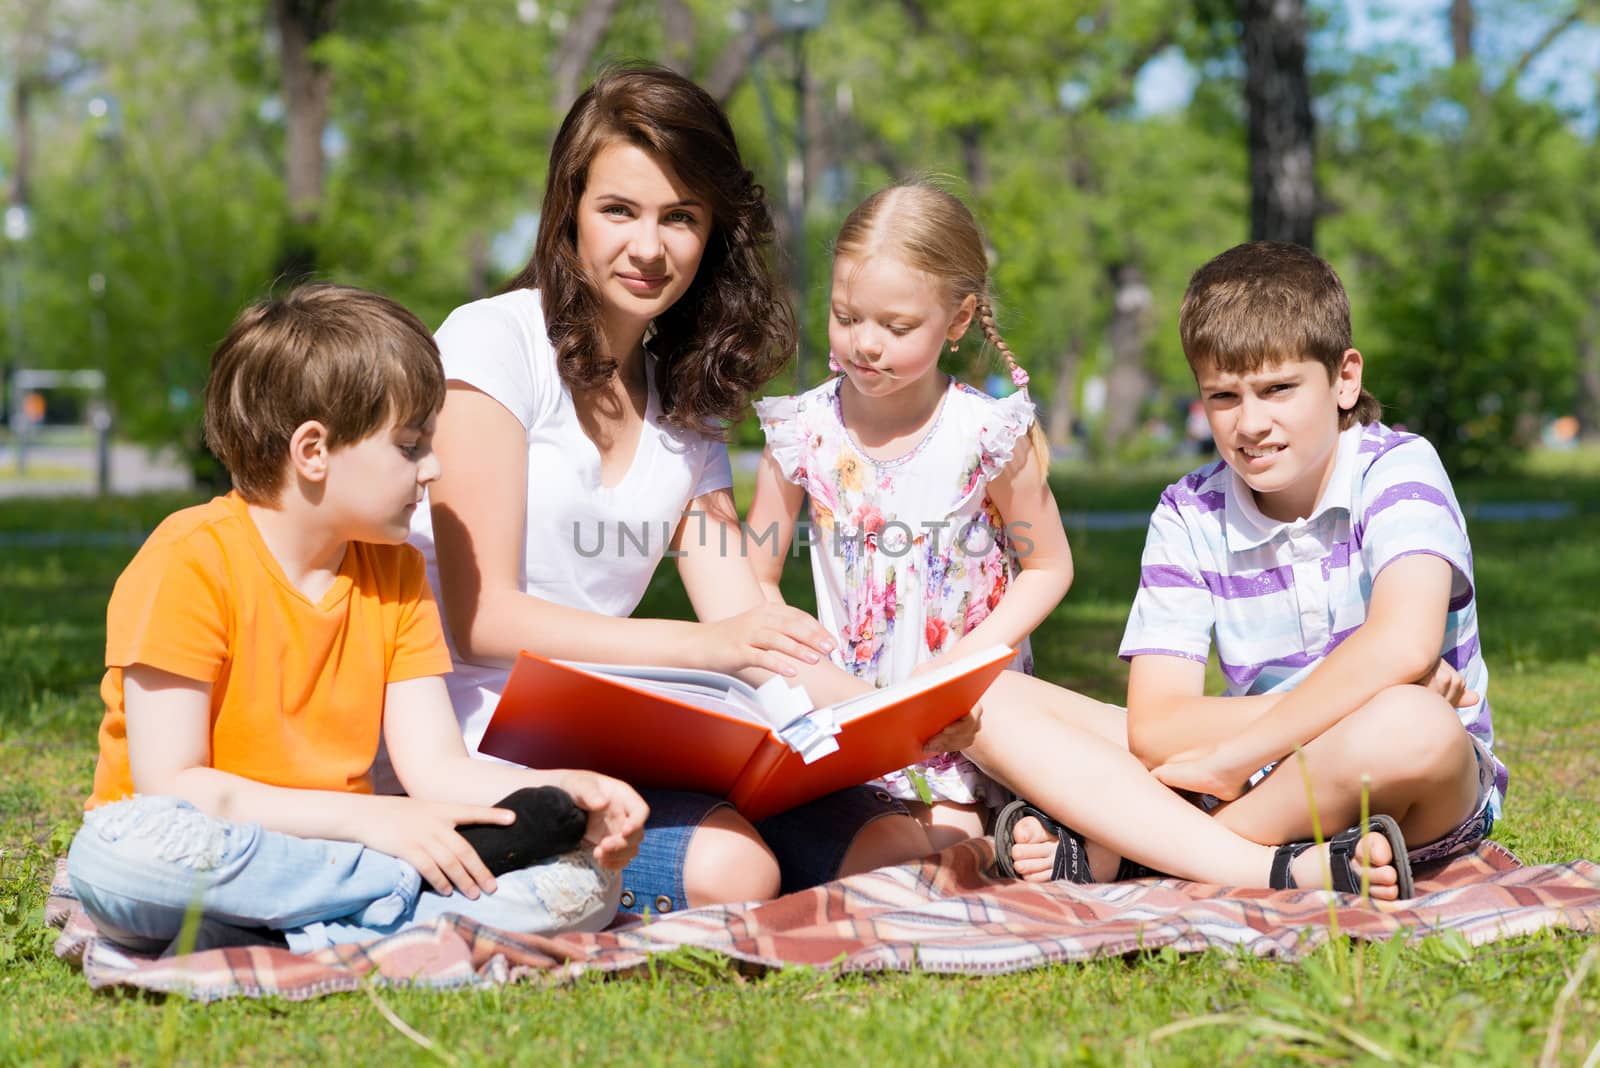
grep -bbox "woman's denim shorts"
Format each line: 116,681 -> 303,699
618,786 -> 907,915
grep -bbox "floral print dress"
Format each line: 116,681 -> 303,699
755,375 -> 1037,805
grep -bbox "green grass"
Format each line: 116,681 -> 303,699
1,463 -> 1598,1066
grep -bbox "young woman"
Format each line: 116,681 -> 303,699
411,66 -> 957,918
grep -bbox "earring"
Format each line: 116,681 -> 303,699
827,351 -> 843,373
949,340 -> 960,353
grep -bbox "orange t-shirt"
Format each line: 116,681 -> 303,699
88,493 -> 453,808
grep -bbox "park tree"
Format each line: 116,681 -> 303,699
1237,0 -> 1317,247
1189,0 -> 1318,249
805,0 -> 1240,454
1,0 -> 96,388
1579,101 -> 1600,441
1321,0 -> 1597,472
0,0 -> 281,464
189,0 -> 343,281
271,0 -> 338,280
53,2 -> 281,453
7,0 -> 1595,476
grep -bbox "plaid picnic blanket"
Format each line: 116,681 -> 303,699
47,839 -> 1600,1002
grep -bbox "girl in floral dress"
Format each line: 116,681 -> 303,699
748,183 -> 1074,848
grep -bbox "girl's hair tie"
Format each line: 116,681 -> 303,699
1010,366 -> 1030,388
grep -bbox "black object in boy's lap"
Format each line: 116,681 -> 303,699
458,786 -> 588,875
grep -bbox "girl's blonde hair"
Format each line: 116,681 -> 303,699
833,182 -> 1049,471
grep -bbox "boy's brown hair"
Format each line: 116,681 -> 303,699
203,284 -> 444,503
1179,241 -> 1380,428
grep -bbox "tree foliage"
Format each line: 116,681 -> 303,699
1,0 -> 1595,472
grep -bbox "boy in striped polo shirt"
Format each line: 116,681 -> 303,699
1120,241 -> 1502,884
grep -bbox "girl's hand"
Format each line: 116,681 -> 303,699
553,770 -> 649,870
703,603 -> 836,677
1415,659 -> 1480,707
353,796 -> 513,898
924,704 -> 982,754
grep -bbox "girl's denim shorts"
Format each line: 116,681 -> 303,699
618,785 -> 907,915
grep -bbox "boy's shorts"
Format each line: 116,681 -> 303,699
619,785 -> 908,915
1196,736 -> 1499,864
1405,737 -> 1499,865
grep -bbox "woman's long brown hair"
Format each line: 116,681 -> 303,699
504,63 -> 796,437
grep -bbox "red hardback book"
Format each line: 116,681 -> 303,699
478,645 -> 1015,822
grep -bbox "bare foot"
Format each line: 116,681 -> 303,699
1288,829 -> 1401,900
1005,815 -> 1122,883
1007,815 -> 1064,883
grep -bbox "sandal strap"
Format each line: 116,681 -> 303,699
1049,819 -> 1093,883
1324,825 -> 1368,893
993,800 -> 1094,884
1269,840 -> 1313,889
1113,858 -> 1166,881
1271,816 -> 1414,898
1325,814 -> 1413,896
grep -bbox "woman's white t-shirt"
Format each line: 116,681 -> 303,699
408,288 -> 733,753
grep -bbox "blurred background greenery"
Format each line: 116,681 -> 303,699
2,0 -> 1598,478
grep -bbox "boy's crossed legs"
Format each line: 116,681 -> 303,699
1201,684 -> 1485,863
67,795 -> 620,955
967,673 -> 1484,898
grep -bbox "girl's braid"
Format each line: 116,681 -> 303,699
976,298 -> 1029,388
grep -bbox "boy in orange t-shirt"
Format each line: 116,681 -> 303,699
66,285 -> 646,953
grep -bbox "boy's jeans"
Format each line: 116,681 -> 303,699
66,796 -> 620,954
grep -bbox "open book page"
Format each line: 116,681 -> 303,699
822,644 -> 1016,723
555,661 -> 791,728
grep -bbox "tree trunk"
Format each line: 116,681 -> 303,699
1101,263 -> 1154,450
958,125 -> 988,197
1578,297 -> 1600,442
1450,0 -> 1474,63
1239,0 -> 1317,248
272,0 -> 338,281
552,0 -> 623,113
705,19 -> 781,103
6,77 -> 30,212
1046,333 -> 1083,448
658,0 -> 696,75
465,230 -> 490,301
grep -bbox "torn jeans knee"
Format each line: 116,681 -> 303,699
68,795 -> 419,944
79,795 -> 232,870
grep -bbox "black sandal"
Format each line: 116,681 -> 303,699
992,800 -> 1163,883
994,800 -> 1092,882
1269,814 -> 1415,898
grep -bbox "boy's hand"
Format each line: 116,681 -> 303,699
354,796 -> 514,898
553,771 -> 649,870
1150,742 -> 1256,802
1415,659 -> 1480,707
705,604 -> 837,678
923,704 -> 982,754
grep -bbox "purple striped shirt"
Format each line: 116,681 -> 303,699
1120,422 -> 1505,808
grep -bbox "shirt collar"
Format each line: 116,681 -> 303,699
1224,424 -> 1364,549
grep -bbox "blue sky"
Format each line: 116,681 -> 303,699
1135,0 -> 1599,123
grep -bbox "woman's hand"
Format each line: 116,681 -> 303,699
702,603 -> 837,677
